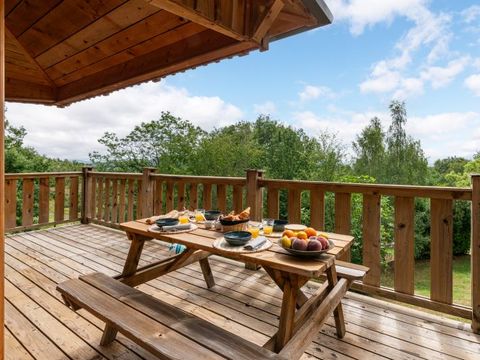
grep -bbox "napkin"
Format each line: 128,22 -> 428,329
244,236 -> 266,250
161,223 -> 192,232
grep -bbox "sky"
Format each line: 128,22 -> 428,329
7,0 -> 480,163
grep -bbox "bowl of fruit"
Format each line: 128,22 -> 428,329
279,227 -> 333,257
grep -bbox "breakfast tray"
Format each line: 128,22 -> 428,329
212,237 -> 272,254
148,224 -> 198,235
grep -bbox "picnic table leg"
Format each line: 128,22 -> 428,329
263,266 -> 308,307
275,274 -> 299,352
199,257 -> 215,288
326,264 -> 346,338
104,232 -> 146,343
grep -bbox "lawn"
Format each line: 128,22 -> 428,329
381,255 -> 471,306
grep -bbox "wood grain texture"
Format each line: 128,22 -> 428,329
203,184 -> 212,210
216,184 -> 227,212
118,179 -> 126,223
165,182 -> 174,212
154,178 -> 163,215
21,179 -> 34,226
267,187 -> 279,219
362,194 -> 381,287
233,185 -> 243,213
189,183 -> 198,211
287,189 -> 301,224
430,199 -> 453,304
394,197 -> 415,295
54,177 -> 65,222
5,179 -> 17,229
38,178 -> 50,224
69,176 -> 79,221
310,189 -> 325,230
103,178 -> 111,223
335,192 -> 351,261
177,182 -> 185,210
471,175 -> 480,333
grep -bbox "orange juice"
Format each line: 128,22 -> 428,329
263,225 -> 273,235
179,215 -> 189,224
195,213 -> 205,222
248,226 -> 260,238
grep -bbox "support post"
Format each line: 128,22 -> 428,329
245,169 -> 264,270
471,175 -> 480,333
140,167 -> 156,218
0,1 -> 5,354
81,166 -> 93,224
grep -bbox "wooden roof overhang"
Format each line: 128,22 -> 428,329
4,0 -> 332,107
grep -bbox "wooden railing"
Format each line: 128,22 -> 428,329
3,167 -> 479,333
4,172 -> 82,232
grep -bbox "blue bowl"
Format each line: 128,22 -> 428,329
224,231 -> 252,246
155,218 -> 179,227
273,219 -> 288,232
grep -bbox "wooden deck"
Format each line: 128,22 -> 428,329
4,224 -> 480,360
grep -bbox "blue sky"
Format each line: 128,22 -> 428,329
7,0 -> 480,162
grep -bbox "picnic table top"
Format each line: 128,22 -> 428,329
120,220 -> 354,278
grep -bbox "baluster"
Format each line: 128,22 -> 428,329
430,198 -> 453,304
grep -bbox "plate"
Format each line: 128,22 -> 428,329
284,224 -> 307,232
224,231 -> 252,246
279,239 -> 335,258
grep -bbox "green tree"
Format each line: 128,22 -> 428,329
352,117 -> 386,181
385,101 -> 428,185
90,112 -> 205,173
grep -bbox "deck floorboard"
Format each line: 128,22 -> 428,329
4,224 -> 480,360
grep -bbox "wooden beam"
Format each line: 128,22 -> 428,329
1,0 -> 5,354
471,175 -> 480,333
252,0 -> 285,46
147,0 -> 249,42
6,77 -> 56,104
56,29 -> 255,105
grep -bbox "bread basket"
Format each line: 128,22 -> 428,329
219,218 -> 249,232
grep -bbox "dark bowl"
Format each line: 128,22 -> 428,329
219,217 -> 249,226
155,218 -> 179,227
273,219 -> 288,232
224,231 -> 252,246
205,210 -> 222,220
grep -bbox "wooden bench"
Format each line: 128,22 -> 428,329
335,260 -> 370,283
57,272 -> 285,360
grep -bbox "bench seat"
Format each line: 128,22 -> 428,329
57,272 -> 283,360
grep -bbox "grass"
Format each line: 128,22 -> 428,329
381,255 -> 471,306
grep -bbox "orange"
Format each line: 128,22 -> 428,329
282,230 -> 295,238
305,227 -> 317,238
296,231 -> 308,240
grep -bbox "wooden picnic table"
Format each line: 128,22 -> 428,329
117,219 -> 355,354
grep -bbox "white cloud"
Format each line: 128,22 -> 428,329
327,0 -> 427,36
298,85 -> 335,102
392,77 -> 424,99
253,101 -> 276,114
360,62 -> 401,93
421,57 -> 470,89
465,74 -> 480,96
6,81 -> 243,160
462,5 -> 480,23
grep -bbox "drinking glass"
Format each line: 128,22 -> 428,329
248,223 -> 261,238
262,218 -> 274,235
179,214 -> 189,224
194,209 -> 205,222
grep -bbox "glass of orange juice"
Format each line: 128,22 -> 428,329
262,218 -> 274,235
248,223 -> 261,238
194,209 -> 205,222
179,214 -> 189,224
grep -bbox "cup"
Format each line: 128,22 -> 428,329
194,209 -> 205,222
204,220 -> 213,229
262,218 -> 274,235
248,223 -> 261,238
179,214 -> 189,224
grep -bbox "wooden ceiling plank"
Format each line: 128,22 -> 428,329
53,22 -> 204,86
17,0 -> 128,58
56,30 -> 254,105
46,11 -> 189,83
6,78 -> 56,104
6,64 -> 53,86
147,0 -> 250,42
5,28 -> 56,86
6,0 -> 63,37
252,0 -> 285,45
277,10 -> 316,26
36,0 -> 160,69
5,0 -> 22,16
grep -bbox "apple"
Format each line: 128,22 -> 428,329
307,239 -> 322,251
292,238 -> 308,251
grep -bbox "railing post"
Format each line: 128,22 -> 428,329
81,166 -> 93,224
246,169 -> 264,221
245,169 -> 264,270
140,167 -> 156,218
471,175 -> 480,333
